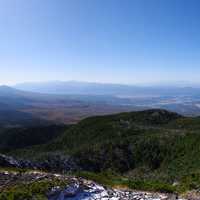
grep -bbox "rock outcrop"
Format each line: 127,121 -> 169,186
0,170 -> 185,200
0,154 -> 21,168
50,179 -> 183,200
0,153 -> 78,172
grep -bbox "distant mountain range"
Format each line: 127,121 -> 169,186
15,80 -> 200,96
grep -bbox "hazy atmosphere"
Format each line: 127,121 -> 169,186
2,1 -> 200,200
1,0 -> 200,85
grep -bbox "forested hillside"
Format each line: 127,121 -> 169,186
2,109 -> 200,194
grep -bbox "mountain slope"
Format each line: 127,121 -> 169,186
3,109 -> 200,194
0,86 -> 51,127
38,109 -> 183,173
0,125 -> 67,152
0,85 -> 142,125
6,109 -> 189,177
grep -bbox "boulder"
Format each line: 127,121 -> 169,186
0,154 -> 20,168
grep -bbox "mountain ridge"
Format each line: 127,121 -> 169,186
14,80 -> 200,96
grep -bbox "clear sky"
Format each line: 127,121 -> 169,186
0,0 -> 200,85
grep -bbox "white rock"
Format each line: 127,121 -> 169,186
50,180 -> 185,200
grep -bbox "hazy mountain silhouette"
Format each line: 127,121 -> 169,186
15,81 -> 200,96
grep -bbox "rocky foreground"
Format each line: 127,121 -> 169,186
52,181 -> 179,200
0,170 -> 186,200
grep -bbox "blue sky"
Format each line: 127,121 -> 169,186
0,0 -> 200,85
